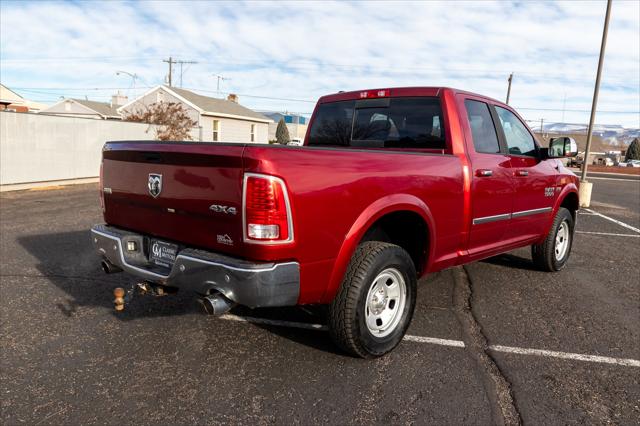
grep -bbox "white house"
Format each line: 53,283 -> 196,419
39,93 -> 127,120
118,86 -> 272,143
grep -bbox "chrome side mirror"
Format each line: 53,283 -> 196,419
548,137 -> 578,158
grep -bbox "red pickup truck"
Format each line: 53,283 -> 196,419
92,87 -> 579,358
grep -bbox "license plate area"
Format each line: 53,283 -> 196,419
149,239 -> 178,269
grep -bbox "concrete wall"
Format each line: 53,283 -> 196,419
0,111 -> 158,188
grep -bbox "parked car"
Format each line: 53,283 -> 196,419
627,160 -> 640,168
92,87 -> 580,358
287,138 -> 304,146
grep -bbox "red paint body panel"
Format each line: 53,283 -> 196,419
100,87 -> 579,306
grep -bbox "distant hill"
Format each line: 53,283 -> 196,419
540,122 -> 639,147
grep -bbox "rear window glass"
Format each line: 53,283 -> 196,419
307,97 -> 446,150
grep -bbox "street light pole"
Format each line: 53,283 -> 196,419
579,0 -> 612,208
581,0 -> 612,183
506,73 -> 513,105
116,70 -> 138,89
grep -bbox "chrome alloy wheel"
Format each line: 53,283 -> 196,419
555,220 -> 570,261
364,268 -> 407,338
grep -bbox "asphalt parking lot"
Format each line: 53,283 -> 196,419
1,177 -> 639,425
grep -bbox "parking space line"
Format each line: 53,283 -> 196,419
404,335 -> 466,347
576,231 -> 640,238
586,176 -> 640,182
219,314 -> 640,367
583,208 -> 640,234
489,345 -> 640,368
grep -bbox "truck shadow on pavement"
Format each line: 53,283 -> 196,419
481,252 -> 539,271
18,230 -> 344,354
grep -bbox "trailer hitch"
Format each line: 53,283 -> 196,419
113,282 -> 172,311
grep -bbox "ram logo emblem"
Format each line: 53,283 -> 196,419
148,174 -> 162,198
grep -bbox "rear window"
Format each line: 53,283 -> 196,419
307,97 -> 446,150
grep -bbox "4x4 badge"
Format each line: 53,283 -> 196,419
148,174 -> 162,198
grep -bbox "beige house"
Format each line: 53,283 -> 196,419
118,86 -> 272,143
40,93 -> 127,120
264,112 -> 308,142
0,84 -> 48,112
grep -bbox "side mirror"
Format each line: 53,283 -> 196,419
548,137 -> 578,158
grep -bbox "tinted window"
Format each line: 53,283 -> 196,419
495,106 -> 537,157
464,100 -> 500,154
307,97 -> 446,150
307,100 -> 355,146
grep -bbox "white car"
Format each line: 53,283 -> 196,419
287,138 -> 304,146
627,160 -> 640,168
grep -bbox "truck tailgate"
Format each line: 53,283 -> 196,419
101,142 -> 246,256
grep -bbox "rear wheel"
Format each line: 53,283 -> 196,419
532,207 -> 574,272
328,241 -> 417,358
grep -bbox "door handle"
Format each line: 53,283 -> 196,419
476,169 -> 493,177
515,170 -> 529,177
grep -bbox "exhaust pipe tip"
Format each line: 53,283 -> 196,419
199,292 -> 235,316
101,259 -> 122,274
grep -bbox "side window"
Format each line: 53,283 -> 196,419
212,120 -> 220,142
495,107 -> 537,157
464,100 -> 500,154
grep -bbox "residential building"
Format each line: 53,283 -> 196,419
117,86 -> 272,143
39,93 -> 126,120
0,84 -> 48,112
264,112 -> 308,141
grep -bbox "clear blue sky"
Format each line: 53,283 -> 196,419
1,0 -> 638,127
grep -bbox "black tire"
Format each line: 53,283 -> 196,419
328,241 -> 417,358
531,207 -> 574,272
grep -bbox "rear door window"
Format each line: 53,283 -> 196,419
307,97 -> 446,150
464,99 -> 501,154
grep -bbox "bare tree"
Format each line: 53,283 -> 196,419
125,102 -> 197,141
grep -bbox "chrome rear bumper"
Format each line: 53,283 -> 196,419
91,224 -> 300,308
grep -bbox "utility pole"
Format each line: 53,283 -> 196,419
163,57 -> 174,86
163,57 -> 197,87
505,73 -> 513,105
579,0 -> 612,207
177,59 -> 197,87
540,118 -> 544,134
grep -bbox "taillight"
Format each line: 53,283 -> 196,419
243,173 -> 293,244
99,161 -> 105,212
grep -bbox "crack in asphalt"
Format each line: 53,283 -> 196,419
452,266 -> 522,426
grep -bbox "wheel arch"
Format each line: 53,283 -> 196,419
321,194 -> 435,304
544,185 -> 579,237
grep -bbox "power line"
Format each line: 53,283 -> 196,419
3,55 -> 636,83
10,86 -> 640,114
